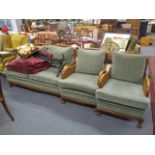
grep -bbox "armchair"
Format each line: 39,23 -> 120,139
2,34 -> 29,50
100,35 -> 141,63
95,53 -> 150,127
59,48 -> 106,106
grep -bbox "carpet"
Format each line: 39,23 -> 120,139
0,76 -> 153,135
148,56 -> 155,135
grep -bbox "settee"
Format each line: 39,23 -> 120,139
4,45 -> 150,127
4,45 -> 74,96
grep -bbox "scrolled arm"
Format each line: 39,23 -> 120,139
143,75 -> 150,97
61,62 -> 76,79
98,65 -> 111,88
97,69 -> 106,86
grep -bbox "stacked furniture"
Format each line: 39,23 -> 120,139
0,34 -> 29,73
33,31 -> 58,45
4,45 -> 150,127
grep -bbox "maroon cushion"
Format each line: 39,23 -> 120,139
7,57 -> 50,74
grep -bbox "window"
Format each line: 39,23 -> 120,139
0,19 -> 13,31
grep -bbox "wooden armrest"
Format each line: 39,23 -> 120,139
61,62 -> 76,79
143,75 -> 150,97
97,69 -> 106,85
98,65 -> 111,88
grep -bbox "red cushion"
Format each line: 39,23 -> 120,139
7,57 -> 50,74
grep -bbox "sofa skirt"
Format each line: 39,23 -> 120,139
96,99 -> 146,120
59,88 -> 96,106
6,76 -> 60,95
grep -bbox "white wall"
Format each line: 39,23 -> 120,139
9,19 -> 22,33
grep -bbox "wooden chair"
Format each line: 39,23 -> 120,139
0,78 -> 14,121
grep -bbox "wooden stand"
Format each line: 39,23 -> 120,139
0,78 -> 14,121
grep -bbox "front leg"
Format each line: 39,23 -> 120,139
7,81 -> 13,87
137,120 -> 143,128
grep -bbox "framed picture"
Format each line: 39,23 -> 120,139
101,33 -> 131,51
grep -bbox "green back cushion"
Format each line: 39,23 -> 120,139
40,45 -> 74,64
75,48 -> 106,75
111,53 -> 147,83
40,45 -> 73,60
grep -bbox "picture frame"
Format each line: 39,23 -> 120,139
101,32 -> 131,51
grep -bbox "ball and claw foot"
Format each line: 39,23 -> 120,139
96,110 -> 101,116
60,97 -> 65,104
8,82 -> 13,87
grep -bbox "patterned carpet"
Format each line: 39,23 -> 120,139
148,56 -> 155,135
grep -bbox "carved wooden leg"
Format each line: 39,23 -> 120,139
95,109 -> 102,116
7,82 -> 13,87
94,109 -> 97,112
60,96 -> 65,104
137,120 -> 143,128
1,100 -> 14,121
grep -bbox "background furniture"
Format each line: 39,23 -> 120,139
0,78 -> 14,121
2,34 -> 29,51
0,34 -> 28,73
100,41 -> 119,63
33,31 -> 58,45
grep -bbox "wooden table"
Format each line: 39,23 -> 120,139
0,78 -> 14,121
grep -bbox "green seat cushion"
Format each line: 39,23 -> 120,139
29,67 -> 59,86
4,69 -> 29,79
75,48 -> 106,75
59,73 -> 98,94
112,53 -> 147,83
96,79 -> 149,110
40,45 -> 74,62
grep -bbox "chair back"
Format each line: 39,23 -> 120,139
111,53 -> 147,84
33,31 -> 58,45
11,34 -> 29,49
2,34 -> 29,49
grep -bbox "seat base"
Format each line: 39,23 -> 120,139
95,97 -> 146,128
7,77 -> 60,97
95,107 -> 144,128
59,88 -> 96,107
61,95 -> 96,107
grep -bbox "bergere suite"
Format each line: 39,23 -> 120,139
95,53 -> 150,127
4,44 -> 150,127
